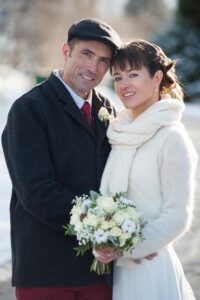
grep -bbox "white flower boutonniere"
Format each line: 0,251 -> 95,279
98,107 -> 113,122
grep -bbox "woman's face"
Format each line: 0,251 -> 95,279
113,61 -> 162,118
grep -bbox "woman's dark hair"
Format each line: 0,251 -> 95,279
111,39 -> 183,100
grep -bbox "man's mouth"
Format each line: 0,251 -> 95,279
81,74 -> 94,81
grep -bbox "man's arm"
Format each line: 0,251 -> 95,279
2,96 -> 75,232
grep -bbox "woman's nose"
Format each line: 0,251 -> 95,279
119,80 -> 131,91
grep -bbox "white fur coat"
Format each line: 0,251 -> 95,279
100,99 -> 197,262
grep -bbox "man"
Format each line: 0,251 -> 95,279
1,18 -> 122,300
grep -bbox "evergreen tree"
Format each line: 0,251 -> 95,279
178,0 -> 200,26
154,0 -> 200,100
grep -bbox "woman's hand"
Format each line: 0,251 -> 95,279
133,252 -> 158,264
93,247 -> 158,264
93,247 -> 121,263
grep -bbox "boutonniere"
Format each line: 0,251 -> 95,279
98,107 -> 113,122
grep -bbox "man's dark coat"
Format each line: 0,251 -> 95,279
1,73 -> 115,287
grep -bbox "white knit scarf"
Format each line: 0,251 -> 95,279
100,99 -> 184,195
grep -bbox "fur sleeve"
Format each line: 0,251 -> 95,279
123,127 -> 197,259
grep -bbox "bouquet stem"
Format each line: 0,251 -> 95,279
90,258 -> 110,275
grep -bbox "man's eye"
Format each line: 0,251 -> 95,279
83,51 -> 91,57
100,59 -> 109,66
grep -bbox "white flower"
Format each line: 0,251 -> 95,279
101,220 -> 113,230
94,229 -> 108,244
83,212 -> 98,228
119,232 -> 131,247
122,219 -> 136,234
70,213 -> 81,226
113,211 -> 124,226
109,227 -> 122,237
74,221 -> 84,232
125,207 -> 139,221
97,196 -> 118,213
71,205 -> 84,216
64,191 -> 143,275
98,107 -> 113,122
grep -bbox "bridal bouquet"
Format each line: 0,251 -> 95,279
64,191 -> 143,275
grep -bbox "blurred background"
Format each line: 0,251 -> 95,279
0,0 -> 200,299
0,0 -> 200,98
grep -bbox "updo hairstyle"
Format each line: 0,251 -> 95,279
111,39 -> 183,100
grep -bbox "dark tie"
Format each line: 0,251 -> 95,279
81,102 -> 92,127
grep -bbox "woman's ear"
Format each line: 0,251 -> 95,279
154,70 -> 163,86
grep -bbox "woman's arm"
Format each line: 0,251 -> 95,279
123,128 -> 197,259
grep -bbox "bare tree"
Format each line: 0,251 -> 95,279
126,0 -> 168,18
0,0 -> 173,76
0,0 -> 36,70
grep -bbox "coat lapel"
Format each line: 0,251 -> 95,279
92,90 -> 111,146
63,99 -> 95,137
48,73 -> 96,140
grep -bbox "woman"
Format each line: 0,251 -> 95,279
96,40 -> 197,299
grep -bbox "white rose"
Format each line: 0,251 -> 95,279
100,221 -> 111,230
113,211 -> 124,226
83,212 -> 98,228
109,227 -> 122,237
74,222 -> 84,232
71,205 -> 84,216
97,196 -> 117,213
70,214 -> 81,226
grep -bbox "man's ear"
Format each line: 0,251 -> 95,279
61,43 -> 70,60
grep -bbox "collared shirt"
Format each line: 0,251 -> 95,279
53,69 -> 92,110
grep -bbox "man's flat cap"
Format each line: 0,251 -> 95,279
67,18 -> 122,54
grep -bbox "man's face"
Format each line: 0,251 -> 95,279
62,40 -> 112,99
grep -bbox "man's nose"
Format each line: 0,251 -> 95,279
87,59 -> 98,74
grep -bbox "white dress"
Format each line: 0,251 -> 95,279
100,100 -> 197,300
113,246 -> 195,300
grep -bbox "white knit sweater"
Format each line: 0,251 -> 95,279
100,99 -> 197,262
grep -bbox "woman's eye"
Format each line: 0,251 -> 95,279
130,73 -> 138,78
114,77 -> 121,82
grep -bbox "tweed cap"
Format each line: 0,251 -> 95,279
67,18 -> 122,54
